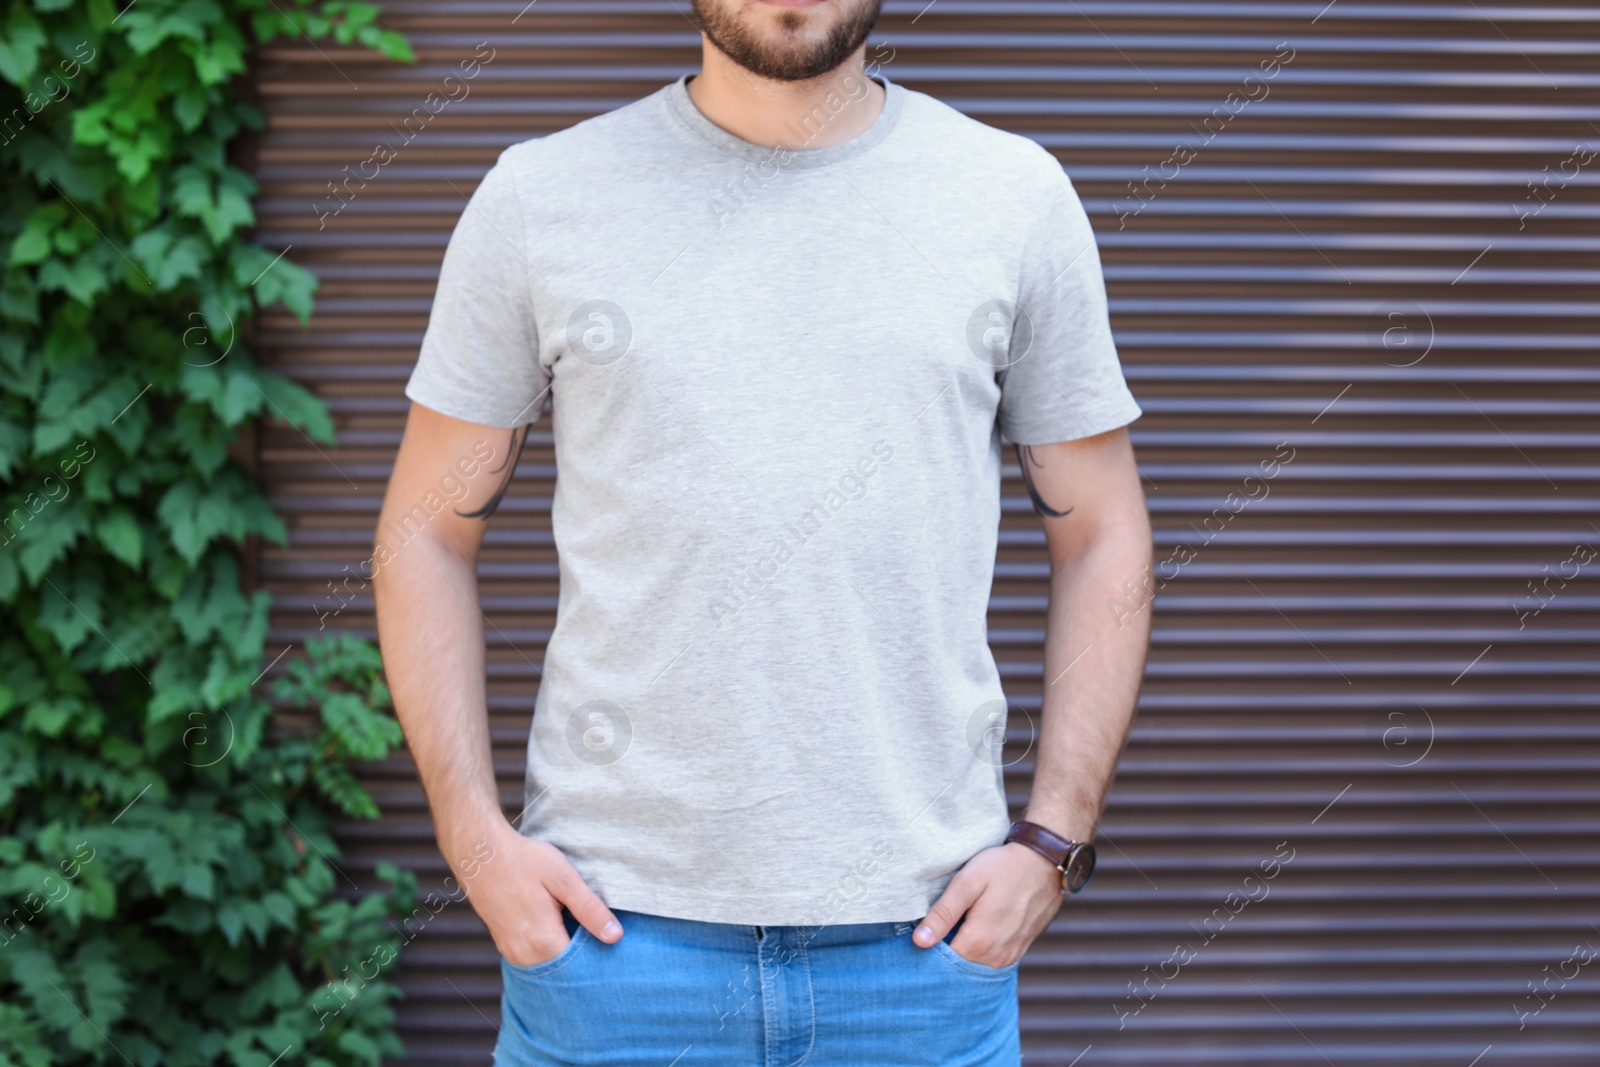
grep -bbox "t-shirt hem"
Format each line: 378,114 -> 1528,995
1001,391 -> 1143,446
405,369 -> 546,429
589,879 -> 946,927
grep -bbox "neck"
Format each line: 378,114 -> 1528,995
686,46 -> 885,152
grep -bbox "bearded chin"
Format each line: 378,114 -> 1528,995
691,1 -> 882,82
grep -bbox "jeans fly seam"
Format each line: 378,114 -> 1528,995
787,934 -> 817,1067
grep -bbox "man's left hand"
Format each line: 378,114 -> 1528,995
912,841 -> 1067,967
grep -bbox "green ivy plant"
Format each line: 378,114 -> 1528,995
0,3 -> 421,1065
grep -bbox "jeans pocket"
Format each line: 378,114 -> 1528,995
503,926 -> 589,979
933,938 -> 1018,980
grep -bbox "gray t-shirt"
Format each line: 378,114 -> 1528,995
406,73 -> 1141,925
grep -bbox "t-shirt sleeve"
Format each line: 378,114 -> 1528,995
405,153 -> 549,427
996,167 -> 1141,446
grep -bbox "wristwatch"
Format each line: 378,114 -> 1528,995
1006,819 -> 1097,894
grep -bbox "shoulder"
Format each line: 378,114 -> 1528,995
464,89 -> 671,226
494,88 -> 667,181
894,85 -> 1069,201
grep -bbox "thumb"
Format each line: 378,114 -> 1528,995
913,868 -> 982,948
546,858 -> 624,944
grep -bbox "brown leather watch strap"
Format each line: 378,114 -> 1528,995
1006,819 -> 1080,868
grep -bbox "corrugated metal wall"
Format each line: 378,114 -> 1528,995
250,2 -> 1600,1063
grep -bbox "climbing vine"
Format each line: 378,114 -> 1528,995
0,3 -> 420,1065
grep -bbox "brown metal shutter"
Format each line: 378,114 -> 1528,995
251,2 -> 1600,1063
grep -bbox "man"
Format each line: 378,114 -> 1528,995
372,0 -> 1152,1063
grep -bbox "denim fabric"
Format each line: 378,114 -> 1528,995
494,908 -> 1020,1066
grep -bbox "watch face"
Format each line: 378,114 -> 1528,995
1063,844 -> 1096,893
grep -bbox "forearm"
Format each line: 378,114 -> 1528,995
1023,525 -> 1152,842
373,536 -> 505,861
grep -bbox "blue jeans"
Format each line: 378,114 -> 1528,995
495,908 -> 1020,1066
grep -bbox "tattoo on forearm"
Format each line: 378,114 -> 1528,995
455,425 -> 530,520
1017,444 -> 1074,518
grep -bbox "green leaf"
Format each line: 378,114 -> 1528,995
218,366 -> 262,426
71,939 -> 129,1042
187,22 -> 246,85
36,256 -> 108,305
131,228 -> 209,291
336,1029 -> 382,1062
171,85 -> 208,131
181,857 -> 216,902
0,418 -> 28,480
171,164 -> 211,219
16,505 -> 88,583
0,11 -> 46,85
373,28 -> 416,64
319,691 -> 401,762
240,244 -> 318,324
210,168 -> 257,242
94,507 -> 142,568
22,699 -> 75,738
9,227 -> 52,267
36,571 -> 101,652
0,1001 -> 52,1067
155,480 -> 246,564
122,1 -> 214,54
256,372 -> 334,443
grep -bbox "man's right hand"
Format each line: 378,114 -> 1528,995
453,821 -> 624,967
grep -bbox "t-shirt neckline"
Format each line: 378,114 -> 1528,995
664,71 -> 904,170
